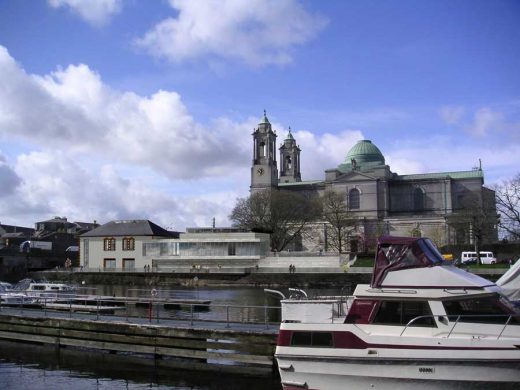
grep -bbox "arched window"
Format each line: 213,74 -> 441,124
286,156 -> 292,170
348,188 -> 360,210
259,142 -> 266,157
413,188 -> 424,212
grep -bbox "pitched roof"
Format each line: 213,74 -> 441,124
81,220 -> 174,237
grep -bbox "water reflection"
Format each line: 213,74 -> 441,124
84,285 -> 284,324
0,286 -> 284,389
0,340 -> 281,390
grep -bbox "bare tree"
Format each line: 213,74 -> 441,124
495,173 -> 520,241
448,188 -> 498,263
320,189 -> 358,253
230,189 -> 321,251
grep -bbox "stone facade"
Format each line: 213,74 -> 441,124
250,113 -> 498,251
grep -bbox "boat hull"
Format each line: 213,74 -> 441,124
276,356 -> 520,389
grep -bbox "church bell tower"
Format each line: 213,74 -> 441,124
279,128 -> 301,183
251,110 -> 278,192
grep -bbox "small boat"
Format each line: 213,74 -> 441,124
0,281 -> 40,307
9,278 -> 77,301
274,236 -> 520,389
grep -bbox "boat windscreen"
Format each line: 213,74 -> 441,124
417,239 -> 445,264
371,236 -> 446,287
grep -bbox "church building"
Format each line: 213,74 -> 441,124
250,111 -> 497,252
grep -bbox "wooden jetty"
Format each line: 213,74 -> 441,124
0,312 -> 278,375
42,302 -> 125,314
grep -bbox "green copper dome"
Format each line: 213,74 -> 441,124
338,140 -> 385,172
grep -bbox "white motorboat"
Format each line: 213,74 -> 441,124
275,236 -> 520,389
0,281 -> 38,306
9,278 -> 77,301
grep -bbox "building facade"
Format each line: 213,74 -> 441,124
80,220 -> 269,271
250,112 -> 498,251
80,220 -> 177,271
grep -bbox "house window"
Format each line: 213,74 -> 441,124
228,243 -> 236,256
348,188 -> 360,210
122,237 -> 135,251
103,258 -> 116,269
122,258 -> 135,270
103,237 -> 116,251
413,188 -> 424,212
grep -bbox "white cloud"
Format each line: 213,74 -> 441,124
439,104 -> 520,138
439,105 -> 465,125
384,137 -> 520,185
0,152 -> 21,197
48,0 -> 122,26
0,46 -> 256,228
0,149 -> 244,230
135,0 -> 328,67
0,46 -> 250,180
293,129 -> 364,179
466,107 -> 504,137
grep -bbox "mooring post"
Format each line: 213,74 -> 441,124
226,305 -> 230,328
265,305 -> 268,329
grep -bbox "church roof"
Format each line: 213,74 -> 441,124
338,140 -> 386,173
395,169 -> 484,181
278,180 -> 323,187
259,109 -> 270,124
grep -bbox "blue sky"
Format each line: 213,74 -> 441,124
0,0 -> 519,230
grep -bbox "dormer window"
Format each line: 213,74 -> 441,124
103,237 -> 116,251
122,237 -> 135,251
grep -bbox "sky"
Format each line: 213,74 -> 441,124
0,0 -> 519,231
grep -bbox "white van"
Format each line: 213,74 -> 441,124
461,251 -> 497,265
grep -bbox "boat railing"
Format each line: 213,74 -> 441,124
400,313 -> 520,339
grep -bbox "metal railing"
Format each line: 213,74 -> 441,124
400,313 -> 520,339
0,293 -> 281,330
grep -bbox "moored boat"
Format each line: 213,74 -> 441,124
8,278 -> 77,301
274,236 -> 520,389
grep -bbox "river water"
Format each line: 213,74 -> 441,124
0,285 -> 287,390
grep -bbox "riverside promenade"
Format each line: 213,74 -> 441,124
35,252 -> 507,288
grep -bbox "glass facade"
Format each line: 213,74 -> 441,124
143,239 -> 268,258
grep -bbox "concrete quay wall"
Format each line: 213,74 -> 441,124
33,267 -> 505,288
34,269 -> 372,288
